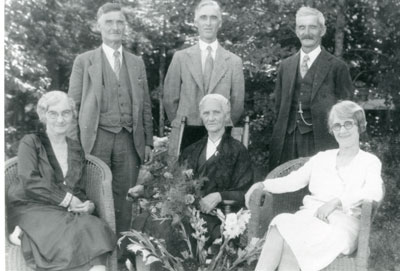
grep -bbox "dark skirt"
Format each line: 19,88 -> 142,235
9,203 -> 116,271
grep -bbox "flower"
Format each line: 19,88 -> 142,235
182,169 -> 194,179
223,210 -> 251,239
185,194 -> 195,205
163,171 -> 173,179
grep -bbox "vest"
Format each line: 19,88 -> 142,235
99,51 -> 133,133
287,56 -> 319,135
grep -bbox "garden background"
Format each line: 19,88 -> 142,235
4,0 -> 400,270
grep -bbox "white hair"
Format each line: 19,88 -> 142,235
296,6 -> 326,28
36,91 -> 76,123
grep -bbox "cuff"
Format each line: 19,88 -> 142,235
59,192 -> 73,208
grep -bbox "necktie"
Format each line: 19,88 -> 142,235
300,54 -> 310,78
203,46 -> 214,92
113,50 -> 121,79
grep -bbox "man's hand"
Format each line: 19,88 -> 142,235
68,196 -> 83,210
314,198 -> 341,223
199,192 -> 222,214
69,199 -> 95,214
245,182 -> 264,208
144,146 -> 153,164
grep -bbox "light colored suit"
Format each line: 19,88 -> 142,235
163,43 -> 244,127
163,43 -> 244,155
68,46 -> 153,162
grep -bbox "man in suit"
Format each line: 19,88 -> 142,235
163,0 -> 245,156
269,6 -> 353,171
68,2 -> 153,265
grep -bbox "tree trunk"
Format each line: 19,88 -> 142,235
334,0 -> 347,57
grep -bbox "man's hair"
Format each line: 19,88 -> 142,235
328,100 -> 367,134
296,6 -> 325,28
194,0 -> 222,21
97,2 -> 123,21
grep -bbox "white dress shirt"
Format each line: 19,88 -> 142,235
102,43 -> 123,72
199,39 -> 218,72
300,45 -> 321,69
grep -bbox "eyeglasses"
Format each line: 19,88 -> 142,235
331,121 -> 354,132
46,110 -> 73,119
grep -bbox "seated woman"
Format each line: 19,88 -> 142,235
7,91 -> 116,271
245,100 -> 384,271
179,93 -> 253,245
130,94 -> 253,269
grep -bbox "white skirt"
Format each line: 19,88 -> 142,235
267,208 -> 360,271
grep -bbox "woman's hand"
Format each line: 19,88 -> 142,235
69,198 -> 95,214
314,198 -> 341,223
245,182 -> 264,208
199,192 -> 222,214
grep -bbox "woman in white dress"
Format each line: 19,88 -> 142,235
245,100 -> 384,271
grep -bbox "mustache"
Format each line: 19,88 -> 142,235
301,35 -> 315,40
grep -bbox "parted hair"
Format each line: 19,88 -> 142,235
37,91 -> 77,123
97,2 -> 124,20
199,94 -> 231,124
328,100 -> 367,134
194,0 -> 222,21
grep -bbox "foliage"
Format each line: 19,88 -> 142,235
124,156 -> 263,271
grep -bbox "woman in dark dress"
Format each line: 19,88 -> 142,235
130,94 -> 253,271
7,91 -> 116,271
179,93 -> 254,244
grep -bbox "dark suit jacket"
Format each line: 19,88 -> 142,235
68,47 -> 153,162
269,49 -> 353,169
163,43 -> 245,127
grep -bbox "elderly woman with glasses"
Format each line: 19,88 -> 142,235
245,100 -> 384,271
7,91 -> 116,271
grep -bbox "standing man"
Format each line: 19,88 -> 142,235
163,0 -> 245,156
269,6 -> 353,170
68,2 -> 153,265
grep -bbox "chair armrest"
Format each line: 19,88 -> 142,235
247,188 -> 273,239
84,155 -> 117,271
356,200 -> 378,270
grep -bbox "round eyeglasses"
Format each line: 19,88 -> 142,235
46,110 -> 73,119
331,121 -> 354,132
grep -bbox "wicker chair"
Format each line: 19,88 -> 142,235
5,155 -> 118,271
247,157 -> 381,271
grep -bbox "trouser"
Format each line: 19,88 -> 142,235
91,128 -> 140,260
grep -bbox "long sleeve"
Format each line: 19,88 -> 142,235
219,144 -> 253,204
163,52 -> 182,123
139,58 -> 154,147
230,56 -> 245,125
67,55 -> 84,141
334,60 -> 354,100
263,156 -> 312,194
17,135 -> 71,206
339,154 -> 384,212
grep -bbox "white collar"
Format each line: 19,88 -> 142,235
199,39 -> 219,54
102,43 -> 123,66
206,136 -> 222,160
300,46 -> 321,67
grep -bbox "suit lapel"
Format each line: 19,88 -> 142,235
311,50 -> 331,101
186,45 -> 205,94
124,50 -> 140,131
88,47 -> 103,109
288,52 -> 300,100
208,46 -> 228,93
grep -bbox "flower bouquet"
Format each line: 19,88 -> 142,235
120,157 -> 264,271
